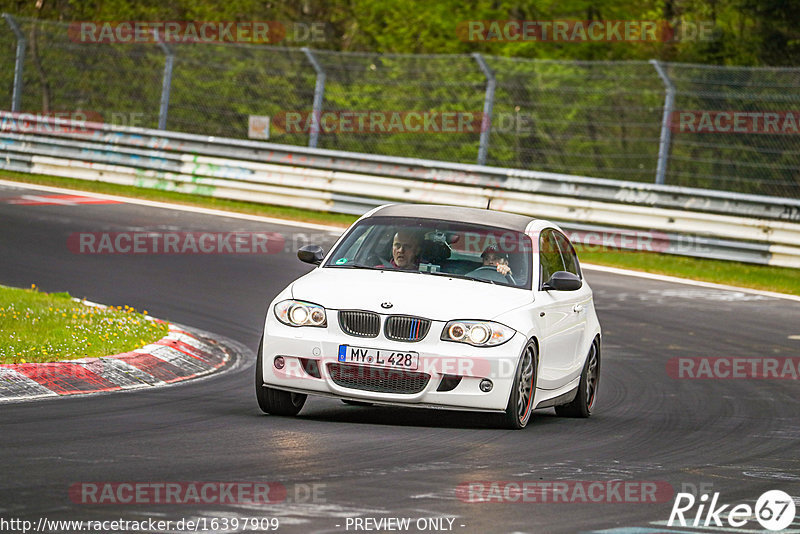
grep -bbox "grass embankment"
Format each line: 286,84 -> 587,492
2,171 -> 799,297
0,284 -> 169,364
577,250 -> 800,296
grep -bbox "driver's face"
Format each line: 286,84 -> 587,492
392,232 -> 419,268
483,253 -> 507,266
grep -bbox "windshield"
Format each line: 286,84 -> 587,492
324,216 -> 533,289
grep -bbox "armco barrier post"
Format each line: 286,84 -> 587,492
302,47 -> 326,149
651,59 -> 675,186
473,53 -> 496,166
154,28 -> 174,130
3,13 -> 26,112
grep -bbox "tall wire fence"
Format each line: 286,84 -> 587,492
2,16 -> 799,198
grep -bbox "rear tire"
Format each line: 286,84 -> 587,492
555,338 -> 600,418
502,340 -> 538,429
255,335 -> 306,416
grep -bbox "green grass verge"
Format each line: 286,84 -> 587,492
0,284 -> 169,364
577,249 -> 800,296
2,170 -> 798,297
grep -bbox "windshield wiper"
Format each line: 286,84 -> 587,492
425,270 -> 496,285
327,262 -> 376,270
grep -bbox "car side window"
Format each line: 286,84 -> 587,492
553,231 -> 581,278
539,229 -> 564,288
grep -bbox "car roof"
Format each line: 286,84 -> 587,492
370,204 -> 537,232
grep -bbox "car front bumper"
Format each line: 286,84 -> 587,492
260,310 -> 527,412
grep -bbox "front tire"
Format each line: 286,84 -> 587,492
555,338 -> 600,418
255,335 -> 307,416
502,340 -> 538,429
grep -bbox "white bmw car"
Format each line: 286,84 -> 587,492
256,204 -> 601,429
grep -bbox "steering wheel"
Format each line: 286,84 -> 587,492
365,254 -> 393,268
470,265 -> 516,285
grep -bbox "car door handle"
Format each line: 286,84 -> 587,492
573,304 -> 585,314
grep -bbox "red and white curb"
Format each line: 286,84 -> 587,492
0,323 -> 231,402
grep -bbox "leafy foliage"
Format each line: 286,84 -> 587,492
1,1 -> 798,197
6,0 -> 798,65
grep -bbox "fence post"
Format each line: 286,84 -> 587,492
650,59 -> 675,186
154,28 -> 174,130
3,14 -> 26,112
302,47 -> 326,148
472,53 -> 496,166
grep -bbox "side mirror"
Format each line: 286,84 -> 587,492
298,244 -> 325,265
543,271 -> 582,291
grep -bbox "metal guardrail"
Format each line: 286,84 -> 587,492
4,16 -> 800,199
1,112 -> 799,268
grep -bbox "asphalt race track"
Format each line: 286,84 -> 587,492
1,182 -> 799,534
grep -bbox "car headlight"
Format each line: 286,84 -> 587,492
275,300 -> 327,327
441,320 -> 514,346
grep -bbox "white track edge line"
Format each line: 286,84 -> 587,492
0,178 -> 345,232
581,263 -> 800,302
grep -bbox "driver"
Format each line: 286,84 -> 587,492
480,245 -> 512,276
377,229 -> 422,270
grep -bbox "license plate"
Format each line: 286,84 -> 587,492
338,345 -> 419,370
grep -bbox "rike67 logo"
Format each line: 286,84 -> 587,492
669,490 -> 796,531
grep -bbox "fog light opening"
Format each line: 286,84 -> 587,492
274,356 -> 286,370
479,379 -> 493,392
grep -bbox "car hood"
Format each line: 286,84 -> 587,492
290,267 -> 533,322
